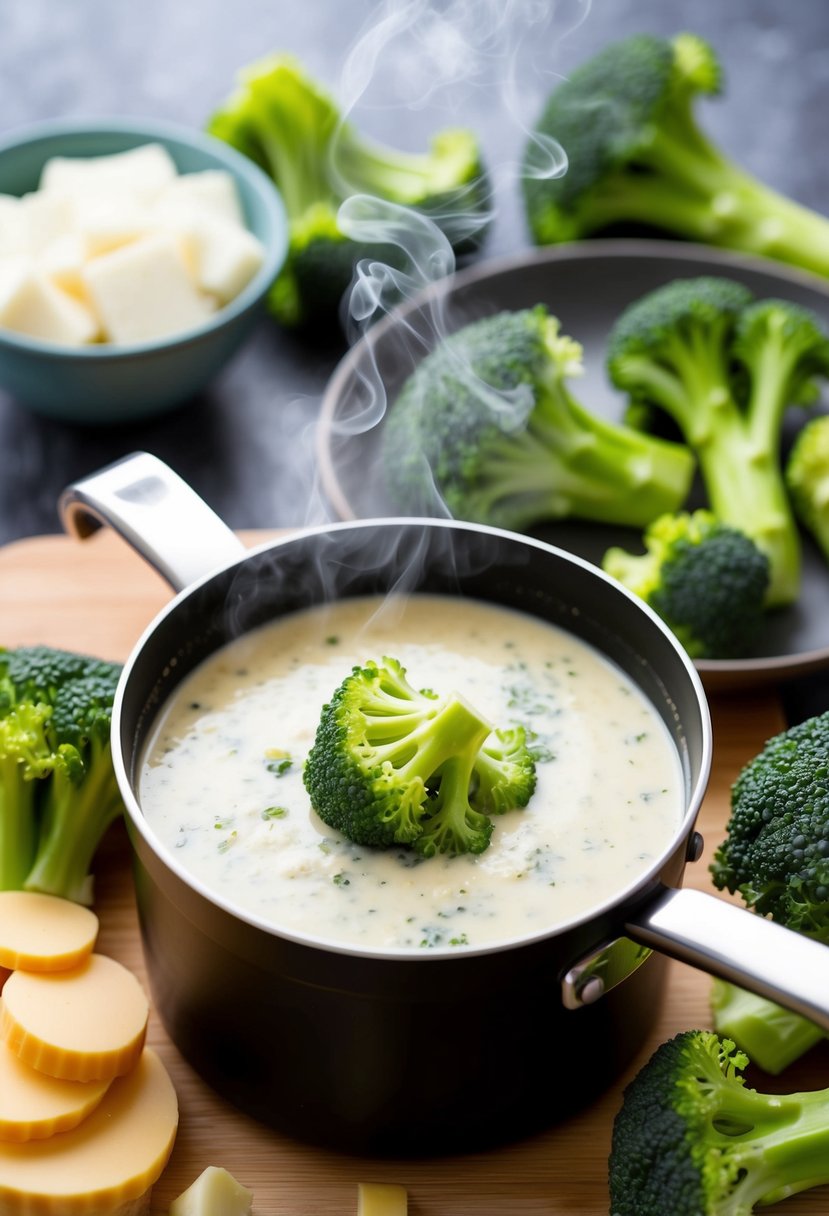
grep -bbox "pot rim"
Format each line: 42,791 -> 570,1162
112,514 -> 713,963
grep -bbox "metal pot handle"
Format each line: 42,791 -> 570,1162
625,886 -> 829,1032
58,451 -> 247,593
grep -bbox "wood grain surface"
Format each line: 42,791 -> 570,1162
1,529 -> 827,1215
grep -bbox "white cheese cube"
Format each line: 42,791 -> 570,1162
83,233 -> 212,344
168,1166 -> 253,1216
74,191 -> 150,256
39,231 -> 90,297
40,142 -> 178,206
0,257 -> 98,345
185,214 -> 265,304
155,170 -> 245,226
0,196 -> 26,256
18,190 -> 75,253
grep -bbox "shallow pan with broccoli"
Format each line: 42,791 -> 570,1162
317,240 -> 829,686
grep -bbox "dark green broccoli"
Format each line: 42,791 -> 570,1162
522,31 -> 829,279
609,1028 -> 829,1215
302,657 -> 536,858
0,645 -> 123,905
785,414 -> 829,563
607,278 -> 829,606
208,54 -> 489,330
381,305 -> 695,532
602,510 -> 770,660
708,711 -> 829,1074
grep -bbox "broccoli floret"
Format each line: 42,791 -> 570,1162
0,645 -> 124,905
208,54 -> 489,329
607,278 -> 829,606
708,712 -> 829,1074
602,510 -> 770,660
785,414 -> 829,563
302,657 -> 536,858
382,305 -> 695,531
609,1028 -> 829,1215
522,32 -> 829,279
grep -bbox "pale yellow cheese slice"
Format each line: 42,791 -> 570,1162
0,1040 -> 110,1142
169,1166 -> 253,1216
0,953 -> 148,1081
0,1047 -> 178,1214
0,891 -> 98,972
357,1182 -> 408,1216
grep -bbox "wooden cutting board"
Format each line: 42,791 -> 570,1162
1,529 -> 827,1215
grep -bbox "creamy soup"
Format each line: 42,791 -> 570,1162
138,594 -> 685,951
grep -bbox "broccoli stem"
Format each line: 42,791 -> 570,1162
24,749 -> 122,906
712,979 -> 825,1076
0,756 -> 37,889
729,1089 -> 829,1208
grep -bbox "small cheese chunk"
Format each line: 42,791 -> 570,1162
185,214 -> 265,304
0,1040 -> 110,1142
357,1182 -> 408,1216
40,142 -> 178,206
39,232 -> 91,298
0,259 -> 98,345
155,170 -> 246,227
73,191 -> 150,257
83,234 -> 212,344
0,196 -> 25,256
0,1047 -> 178,1215
18,191 -> 75,254
0,952 -> 149,1081
169,1166 -> 253,1216
0,891 -> 98,972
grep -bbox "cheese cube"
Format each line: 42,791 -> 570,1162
18,190 -> 75,254
0,196 -> 25,256
40,142 -> 178,206
83,234 -> 212,344
73,191 -> 150,257
185,214 -> 265,304
155,170 -> 245,227
0,258 -> 98,345
39,232 -> 91,299
169,1166 -> 253,1216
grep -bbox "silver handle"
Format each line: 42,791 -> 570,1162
59,452 -> 246,593
627,886 -> 829,1032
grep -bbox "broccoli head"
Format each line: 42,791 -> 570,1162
302,657 -> 536,858
607,277 -> 829,606
0,645 -> 124,905
602,510 -> 770,660
208,54 -> 490,329
708,711 -> 829,1073
382,305 -> 695,532
609,1029 -> 829,1215
522,32 -> 829,280
785,414 -> 829,564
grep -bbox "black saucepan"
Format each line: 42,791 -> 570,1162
60,452 -> 829,1156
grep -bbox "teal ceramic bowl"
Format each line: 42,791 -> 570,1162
0,117 -> 288,424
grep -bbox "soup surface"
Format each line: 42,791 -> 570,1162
138,594 -> 685,951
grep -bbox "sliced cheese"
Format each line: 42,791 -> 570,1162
357,1182 -> 408,1216
0,1040 -> 110,1142
0,891 -> 98,972
0,952 -> 148,1081
40,143 -> 178,206
83,233 -> 212,344
169,1166 -> 253,1216
0,1047 -> 178,1215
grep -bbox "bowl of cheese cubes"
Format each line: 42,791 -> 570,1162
0,116 -> 288,423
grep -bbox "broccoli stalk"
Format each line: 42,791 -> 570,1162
382,305 -> 696,531
709,711 -> 829,1075
302,656 -> 536,857
786,414 -> 829,562
607,278 -> 829,606
602,510 -> 770,659
208,55 -> 489,329
0,646 -> 123,906
609,1029 -> 829,1215
523,32 -> 829,277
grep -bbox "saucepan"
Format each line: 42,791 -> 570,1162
60,452 -> 829,1156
